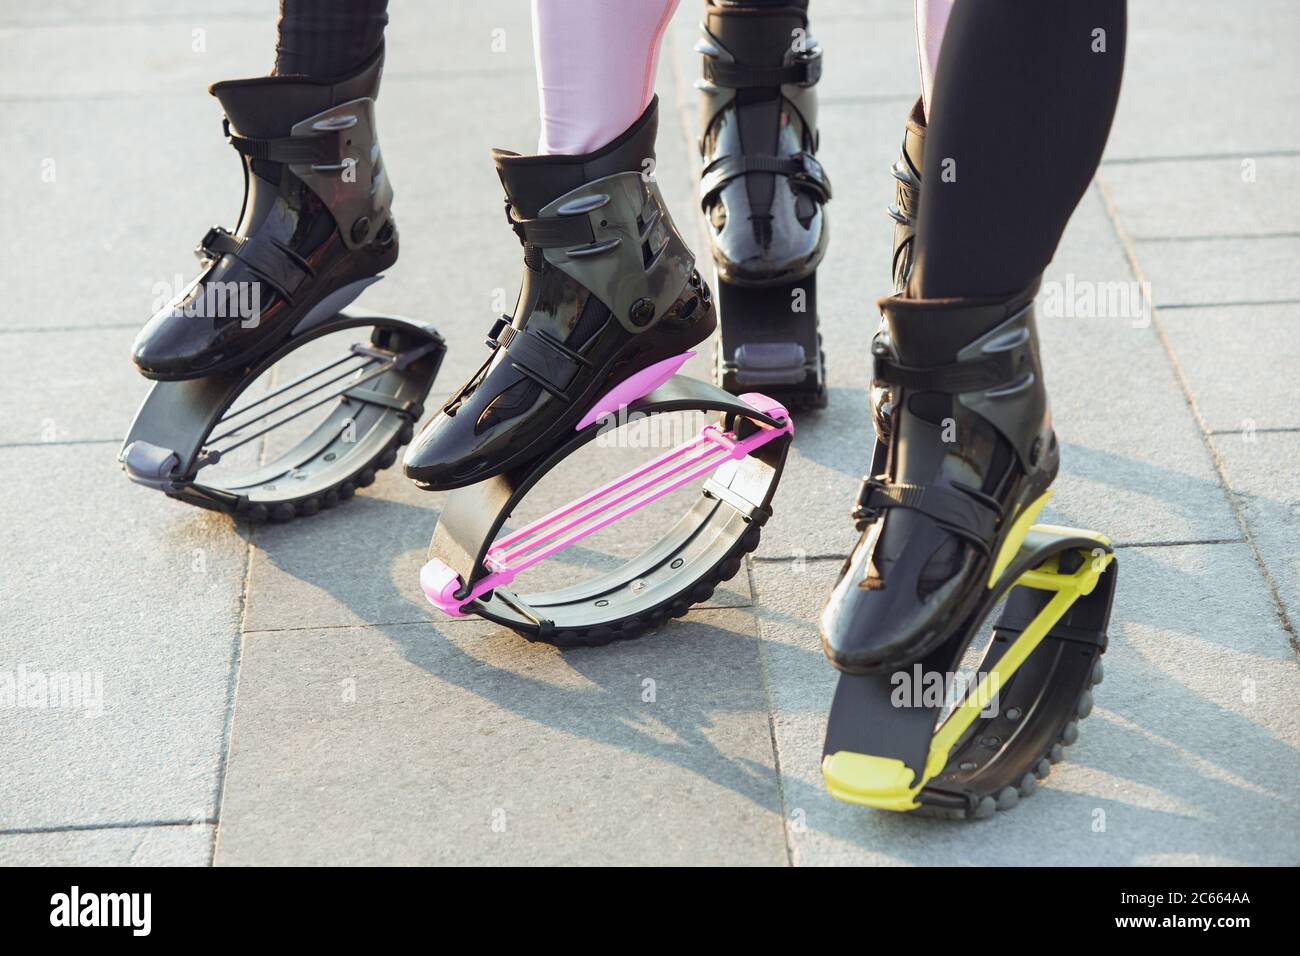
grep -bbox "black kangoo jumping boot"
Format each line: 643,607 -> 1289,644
699,1 -> 830,407
402,97 -> 716,491
697,1 -> 828,284
132,44 -> 397,380
820,283 -> 1060,673
869,98 -> 926,439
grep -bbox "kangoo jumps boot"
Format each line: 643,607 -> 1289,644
869,98 -> 927,437
887,98 -> 926,294
820,283 -> 1060,673
132,44 -> 397,380
697,0 -> 829,285
402,97 -> 716,491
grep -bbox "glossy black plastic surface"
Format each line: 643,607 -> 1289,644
404,268 -> 715,490
132,47 -> 396,380
820,292 -> 1057,673
698,5 -> 828,287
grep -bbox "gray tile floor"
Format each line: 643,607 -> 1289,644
1,0 -> 1296,866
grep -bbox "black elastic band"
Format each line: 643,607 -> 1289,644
485,315 -> 516,349
703,54 -> 821,90
700,152 -> 831,204
871,350 -> 1023,395
506,204 -> 596,249
854,479 -> 999,551
502,328 -> 586,393
224,120 -> 340,166
196,226 -> 312,300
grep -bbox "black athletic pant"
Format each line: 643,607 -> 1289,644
274,0 -> 389,78
910,0 -> 1127,301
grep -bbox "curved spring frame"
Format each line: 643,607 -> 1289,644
119,311 -> 445,515
420,376 -> 794,637
822,524 -> 1118,814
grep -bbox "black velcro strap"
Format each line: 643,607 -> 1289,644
703,52 -> 821,89
700,152 -> 830,205
856,479 -> 999,551
503,328 -> 585,393
196,226 -> 312,300
506,204 -> 596,249
224,121 -> 340,165
872,350 -> 1022,394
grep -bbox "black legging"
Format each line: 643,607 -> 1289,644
273,0 -> 389,78
910,0 -> 1126,301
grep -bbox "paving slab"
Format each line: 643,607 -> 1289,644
0,445 -> 244,830
0,2 -> 262,28
1136,236 -> 1300,308
0,94 -> 238,333
1100,157 -> 1300,240
0,15 -> 274,101
214,608 -> 786,865
811,0 -> 915,106
1211,432 -> 1300,629
0,2 -> 533,100
750,543 -> 1300,866
1035,188 -> 1240,546
1104,0 -> 1300,161
1159,302 -> 1300,433
0,825 -> 213,866
0,327 -> 145,445
382,0 -> 537,82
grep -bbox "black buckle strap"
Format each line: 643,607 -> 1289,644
222,117 -> 339,165
853,478 -> 1000,552
789,152 -> 830,198
196,225 -> 243,260
485,316 -> 517,350
504,201 -> 596,249
700,151 -> 831,205
702,49 -> 822,89
872,347 -> 1026,395
494,324 -> 589,396
195,225 -> 312,300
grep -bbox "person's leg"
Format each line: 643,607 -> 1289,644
886,0 -> 953,294
532,0 -> 680,154
821,0 -> 1128,672
274,0 -> 389,77
914,0 -> 954,121
405,0 -> 718,489
910,0 -> 1126,300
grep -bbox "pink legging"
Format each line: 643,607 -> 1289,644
531,0 -> 953,154
916,0 -> 955,119
532,0 -> 680,155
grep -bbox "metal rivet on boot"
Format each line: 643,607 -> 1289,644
630,298 -> 656,327
351,217 -> 371,244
